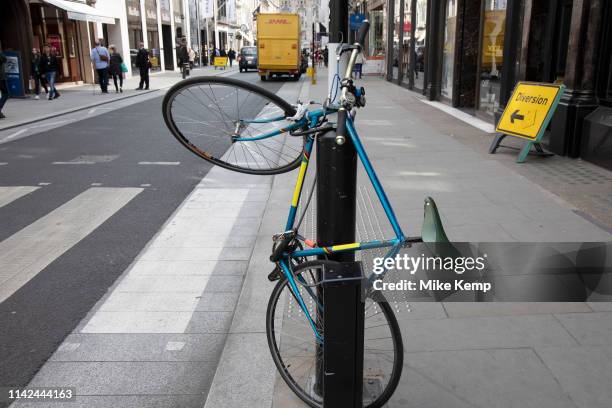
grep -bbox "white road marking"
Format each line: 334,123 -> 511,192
140,183 -> 151,187
38,182 -> 51,186
137,161 -> 180,165
0,187 -> 143,304
30,120 -> 68,129
52,161 -> 96,165
359,119 -> 393,126
57,342 -> 81,352
165,341 -> 186,351
0,186 -> 39,209
91,183 -> 103,186
0,162 -> 7,166
82,188 -> 248,334
3,128 -> 29,141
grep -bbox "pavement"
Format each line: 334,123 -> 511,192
1,67 -> 612,408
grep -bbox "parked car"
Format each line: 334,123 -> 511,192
238,46 -> 258,72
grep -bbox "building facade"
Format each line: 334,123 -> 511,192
0,0 -> 260,92
378,0 -> 611,170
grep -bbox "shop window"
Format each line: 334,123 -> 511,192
414,0 -> 427,91
368,9 -> 385,58
441,0 -> 457,101
391,0 -> 401,80
400,0 -> 413,87
477,0 -> 506,118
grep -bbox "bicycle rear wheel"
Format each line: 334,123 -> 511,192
162,76 -> 305,175
266,260 -> 403,408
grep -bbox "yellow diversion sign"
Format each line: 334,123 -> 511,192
496,82 -> 564,140
491,82 -> 565,163
213,56 -> 228,68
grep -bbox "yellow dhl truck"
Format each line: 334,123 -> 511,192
257,13 -> 302,81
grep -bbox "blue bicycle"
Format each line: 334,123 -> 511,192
162,21 -> 449,408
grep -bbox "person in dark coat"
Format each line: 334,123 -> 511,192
31,48 -> 48,99
227,49 -> 236,67
323,46 -> 329,68
0,45 -> 8,119
108,45 -> 123,93
212,47 -> 220,69
40,45 -> 60,100
177,38 -> 189,78
135,42 -> 150,90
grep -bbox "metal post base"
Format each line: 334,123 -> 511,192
323,262 -> 364,408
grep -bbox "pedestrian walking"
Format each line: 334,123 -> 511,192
354,52 -> 364,79
0,44 -> 8,119
90,38 -> 110,94
108,45 -> 123,93
177,38 -> 189,79
219,49 -> 227,69
40,45 -> 60,100
188,47 -> 196,69
228,48 -> 236,67
135,42 -> 150,90
323,46 -> 329,68
212,47 -> 220,69
31,48 -> 48,99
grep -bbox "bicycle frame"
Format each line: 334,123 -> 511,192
236,106 -> 406,255
243,106 -> 408,341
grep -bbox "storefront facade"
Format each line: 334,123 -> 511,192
0,0 -> 117,89
0,0 -> 185,91
385,0 -> 612,170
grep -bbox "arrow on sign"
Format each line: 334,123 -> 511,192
510,110 -> 525,123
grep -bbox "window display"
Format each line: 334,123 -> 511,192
477,0 -> 506,117
441,0 -> 457,101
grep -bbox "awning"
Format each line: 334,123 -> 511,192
43,0 -> 117,25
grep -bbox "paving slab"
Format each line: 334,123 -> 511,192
403,348 -> 576,408
535,345 -> 612,408
554,312 -> 612,346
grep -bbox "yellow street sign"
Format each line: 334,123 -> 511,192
213,56 -> 228,67
496,82 -> 564,141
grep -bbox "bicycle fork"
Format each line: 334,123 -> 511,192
278,259 -> 324,344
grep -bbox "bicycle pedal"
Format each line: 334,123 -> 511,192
268,266 -> 281,282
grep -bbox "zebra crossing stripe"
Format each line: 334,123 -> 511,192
81,186 -> 249,334
0,186 -> 40,209
0,187 -> 143,304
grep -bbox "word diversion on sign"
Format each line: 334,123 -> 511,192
496,82 -> 565,141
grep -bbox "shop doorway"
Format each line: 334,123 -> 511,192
0,0 -> 32,91
162,24 -> 174,71
526,0 -> 573,83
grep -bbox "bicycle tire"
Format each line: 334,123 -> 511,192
266,260 -> 403,408
162,76 -> 305,175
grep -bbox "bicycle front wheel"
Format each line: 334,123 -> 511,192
266,260 -> 404,408
162,76 -> 305,175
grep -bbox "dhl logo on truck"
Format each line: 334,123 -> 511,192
266,18 -> 290,24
